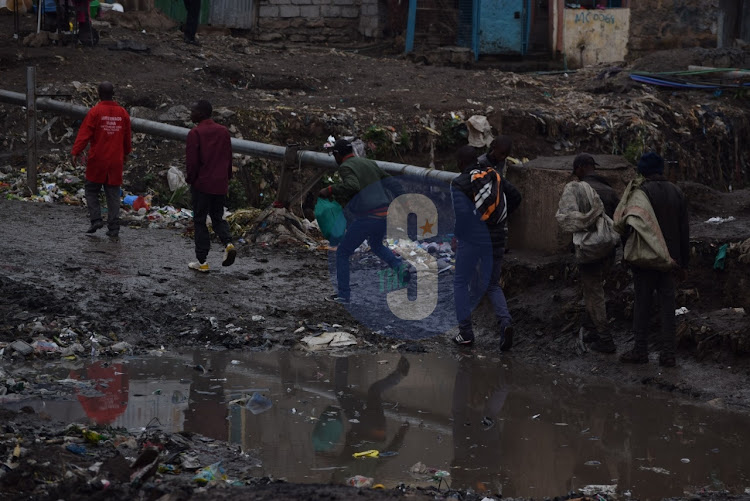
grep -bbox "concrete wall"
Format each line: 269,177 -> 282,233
562,8 -> 630,67
506,155 -> 635,255
627,0 -> 722,59
254,0 -> 381,43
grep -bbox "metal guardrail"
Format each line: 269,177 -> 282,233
0,89 -> 459,184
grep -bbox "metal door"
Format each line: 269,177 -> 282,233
478,0 -> 528,54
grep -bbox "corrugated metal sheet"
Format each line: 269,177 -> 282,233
209,0 -> 257,29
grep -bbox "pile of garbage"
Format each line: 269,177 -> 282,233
241,207 -> 323,248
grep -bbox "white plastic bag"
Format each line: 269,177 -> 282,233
167,166 -> 187,192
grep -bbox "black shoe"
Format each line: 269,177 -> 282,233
659,353 -> 676,367
453,332 -> 474,346
499,326 -> 513,351
580,327 -> 600,343
106,230 -> 119,238
325,294 -> 350,304
86,221 -> 104,233
619,349 -> 648,364
589,338 -> 616,354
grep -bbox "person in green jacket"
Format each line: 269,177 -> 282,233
318,139 -> 408,303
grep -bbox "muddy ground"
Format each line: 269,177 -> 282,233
1,7 -> 750,501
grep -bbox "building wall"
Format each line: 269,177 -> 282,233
562,8 -> 630,67
627,0 -> 721,59
255,0 -> 379,43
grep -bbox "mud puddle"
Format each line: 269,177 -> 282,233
3,351 -> 750,498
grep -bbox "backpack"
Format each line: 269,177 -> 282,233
469,166 -> 507,225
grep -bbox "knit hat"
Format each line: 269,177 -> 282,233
637,152 -> 664,176
331,138 -> 353,156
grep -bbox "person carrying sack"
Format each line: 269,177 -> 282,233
556,154 -> 620,353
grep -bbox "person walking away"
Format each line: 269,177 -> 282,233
72,81 -> 131,238
182,0 -> 201,44
318,138 -> 408,303
615,152 -> 689,367
569,153 -> 620,353
451,145 -> 522,349
186,100 -> 236,272
478,134 -> 512,176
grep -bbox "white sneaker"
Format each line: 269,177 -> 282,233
222,243 -> 236,267
188,261 -> 209,273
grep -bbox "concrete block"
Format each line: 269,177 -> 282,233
268,0 -> 291,5
288,34 -> 308,42
290,0 -> 312,4
340,6 -> 359,18
320,5 -> 341,16
505,155 -> 634,254
259,5 -> 280,17
299,5 -> 320,17
333,0 -> 355,5
361,4 -> 378,16
279,5 -> 301,17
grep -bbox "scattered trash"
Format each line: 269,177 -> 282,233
675,307 -> 689,316
681,458 -> 691,463
65,443 -> 87,455
584,460 -> 601,466
246,392 -> 273,415
705,216 -> 736,224
300,331 -> 357,351
714,243 -> 728,270
352,449 -> 379,459
346,475 -> 374,488
10,340 -> 33,356
639,466 -> 671,475
581,484 -> 618,496
193,462 -> 227,485
531,414 -> 541,419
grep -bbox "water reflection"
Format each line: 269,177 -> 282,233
3,351 -> 750,498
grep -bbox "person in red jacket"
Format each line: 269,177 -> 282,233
186,100 -> 236,272
72,81 -> 131,238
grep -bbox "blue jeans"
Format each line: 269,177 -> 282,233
336,216 -> 402,299
454,240 -> 511,337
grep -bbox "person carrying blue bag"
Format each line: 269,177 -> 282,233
318,139 -> 409,304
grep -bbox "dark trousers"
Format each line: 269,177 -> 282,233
336,216 -> 402,299
191,187 -> 231,263
454,240 -> 511,337
183,0 -> 200,40
632,267 -> 676,355
85,181 -> 120,233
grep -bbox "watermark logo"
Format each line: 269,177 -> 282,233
325,173 -> 495,340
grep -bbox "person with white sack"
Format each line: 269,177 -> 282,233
556,154 -> 621,354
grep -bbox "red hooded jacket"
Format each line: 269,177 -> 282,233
72,100 -> 132,185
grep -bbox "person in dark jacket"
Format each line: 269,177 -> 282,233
571,153 -> 620,353
620,152 -> 689,367
451,145 -> 522,349
182,0 -> 201,44
318,139 -> 408,303
186,100 -> 236,272
72,81 -> 131,238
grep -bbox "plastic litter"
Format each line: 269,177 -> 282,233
10,340 -> 33,356
584,460 -> 601,466
714,243 -> 728,270
675,307 -> 689,316
680,458 -> 690,463
346,475 -> 373,488
705,216 -> 735,224
352,449 -> 379,458
246,392 -> 273,415
193,462 -> 227,485
65,443 -> 87,455
300,331 -> 357,351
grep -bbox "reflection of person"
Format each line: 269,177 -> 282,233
618,153 -> 689,367
70,361 -> 129,425
451,145 -> 522,347
318,139 -> 408,304
185,100 -> 236,272
569,153 -> 620,353
451,356 -> 510,494
312,356 -> 410,479
72,81 -> 131,238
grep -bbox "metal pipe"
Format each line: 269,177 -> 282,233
0,89 -> 459,183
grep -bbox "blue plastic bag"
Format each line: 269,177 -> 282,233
314,197 -> 346,245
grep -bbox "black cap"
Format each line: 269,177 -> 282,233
573,153 -> 599,170
331,138 -> 353,156
637,152 -> 664,176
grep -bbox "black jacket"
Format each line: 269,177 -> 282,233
640,176 -> 690,268
580,174 -> 620,219
451,166 -> 522,248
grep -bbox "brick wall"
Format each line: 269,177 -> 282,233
627,0 -> 721,59
255,0 -> 382,43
